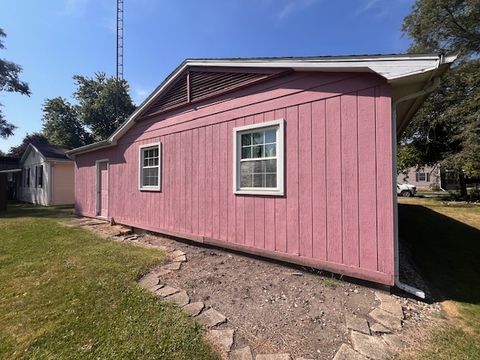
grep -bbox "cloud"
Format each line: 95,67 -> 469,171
357,0 -> 381,14
354,0 -> 400,17
274,0 -> 320,21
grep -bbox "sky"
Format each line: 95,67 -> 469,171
0,0 -> 415,152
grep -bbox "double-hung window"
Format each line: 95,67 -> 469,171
415,172 -> 429,182
139,143 -> 161,191
35,165 -> 43,188
25,168 -> 30,187
233,119 -> 284,195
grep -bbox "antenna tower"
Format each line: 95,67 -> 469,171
115,0 -> 124,119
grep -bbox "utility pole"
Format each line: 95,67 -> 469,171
115,0 -> 124,121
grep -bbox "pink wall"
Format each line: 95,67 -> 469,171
74,71 -> 394,285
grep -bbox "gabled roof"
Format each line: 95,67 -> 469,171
21,143 -> 72,163
68,53 -> 456,156
0,157 -> 20,171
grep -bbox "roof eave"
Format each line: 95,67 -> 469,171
68,53 -> 455,156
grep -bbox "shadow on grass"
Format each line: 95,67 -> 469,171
0,202 -> 74,219
398,203 -> 480,305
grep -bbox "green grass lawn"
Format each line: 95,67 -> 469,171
398,197 -> 480,359
0,204 -> 218,360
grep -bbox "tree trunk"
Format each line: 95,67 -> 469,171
458,171 -> 467,198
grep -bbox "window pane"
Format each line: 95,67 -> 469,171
253,160 -> 265,173
252,145 -> 264,158
266,159 -> 276,173
241,147 -> 251,159
142,167 -> 158,186
253,132 -> 264,145
240,161 -> 254,176
240,174 -> 253,187
265,144 -> 276,157
241,133 -> 251,146
265,129 -> 276,143
266,174 -> 277,187
253,174 -> 264,187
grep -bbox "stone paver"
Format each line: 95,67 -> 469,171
256,354 -> 291,360
351,331 -> 393,360
165,290 -> 190,307
209,329 -> 234,352
169,249 -> 186,258
229,346 -> 253,360
345,314 -> 370,335
173,254 -> 187,262
333,344 -> 369,360
382,334 -> 405,350
163,262 -> 182,271
196,308 -> 227,328
183,301 -> 205,317
380,301 -> 404,319
154,268 -> 172,277
370,323 -> 391,334
375,291 -> 392,303
369,308 -> 402,331
138,273 -> 160,290
155,285 -> 180,297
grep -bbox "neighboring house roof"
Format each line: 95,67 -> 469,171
68,53 -> 456,156
20,143 -> 72,164
0,157 -> 20,171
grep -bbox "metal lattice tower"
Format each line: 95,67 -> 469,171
116,0 -> 124,82
115,0 -> 124,120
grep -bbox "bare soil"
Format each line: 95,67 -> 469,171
73,219 -> 443,360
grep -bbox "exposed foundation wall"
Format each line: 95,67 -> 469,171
75,71 -> 395,285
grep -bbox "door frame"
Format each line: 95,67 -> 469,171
95,159 -> 109,218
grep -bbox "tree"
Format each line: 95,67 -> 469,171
0,28 -> 30,138
42,97 -> 91,148
402,0 -> 480,57
8,132 -> 49,157
74,72 -> 136,141
401,0 -> 480,195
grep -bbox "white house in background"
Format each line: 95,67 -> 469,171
397,164 -> 441,190
18,143 -> 75,205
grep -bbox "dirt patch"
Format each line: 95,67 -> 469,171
68,218 -> 443,359
138,232 -> 439,359
442,301 -> 460,318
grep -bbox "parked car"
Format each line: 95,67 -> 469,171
397,183 -> 416,197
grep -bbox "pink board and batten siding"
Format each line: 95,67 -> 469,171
74,71 -> 395,285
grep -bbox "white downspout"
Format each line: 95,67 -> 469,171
392,69 -> 442,299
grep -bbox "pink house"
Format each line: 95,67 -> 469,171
68,54 -> 454,291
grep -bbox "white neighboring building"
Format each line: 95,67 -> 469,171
18,143 -> 75,206
397,164 -> 441,190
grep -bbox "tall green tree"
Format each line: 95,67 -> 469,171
0,28 -> 30,138
74,72 -> 136,141
8,132 -> 49,157
400,0 -> 480,194
42,97 -> 91,148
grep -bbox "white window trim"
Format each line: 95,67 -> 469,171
233,119 -> 285,196
138,142 -> 161,191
